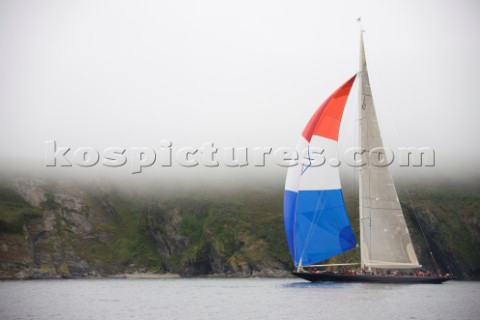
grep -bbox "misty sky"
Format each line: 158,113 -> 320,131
1,0 -> 479,183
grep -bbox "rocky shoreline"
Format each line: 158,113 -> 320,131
1,177 -> 479,281
0,270 -> 293,280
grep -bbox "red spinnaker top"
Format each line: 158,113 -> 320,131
301,75 -> 356,142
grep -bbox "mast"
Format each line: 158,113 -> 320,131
357,20 -> 365,270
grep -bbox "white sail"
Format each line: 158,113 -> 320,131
358,34 -> 421,269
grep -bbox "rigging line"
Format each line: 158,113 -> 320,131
361,206 -> 404,211
351,75 -> 360,245
298,193 -> 322,264
299,183 -> 331,263
296,149 -> 319,264
362,71 -> 374,263
408,191 -> 437,264
307,263 -> 360,267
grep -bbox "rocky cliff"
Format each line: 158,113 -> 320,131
0,176 -> 291,279
0,176 -> 479,280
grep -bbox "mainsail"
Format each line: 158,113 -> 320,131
284,76 -> 357,268
358,34 -> 420,269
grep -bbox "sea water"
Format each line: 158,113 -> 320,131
0,278 -> 478,320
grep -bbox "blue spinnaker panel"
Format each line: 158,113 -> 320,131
283,190 -> 297,260
294,189 -> 356,266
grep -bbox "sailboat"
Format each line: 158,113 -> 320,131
283,32 -> 450,284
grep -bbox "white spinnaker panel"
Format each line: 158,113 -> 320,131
286,136 -> 342,192
285,137 -> 309,192
297,136 -> 341,191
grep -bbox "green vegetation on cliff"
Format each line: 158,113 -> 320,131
0,186 -> 42,234
0,176 -> 479,280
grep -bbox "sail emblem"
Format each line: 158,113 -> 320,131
300,146 -> 313,175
